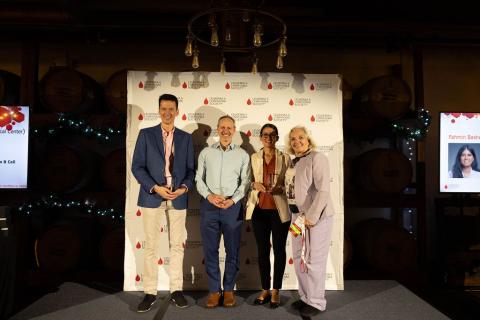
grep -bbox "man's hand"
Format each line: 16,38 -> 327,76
218,198 -> 235,209
169,187 -> 187,200
207,194 -> 226,208
153,185 -> 175,200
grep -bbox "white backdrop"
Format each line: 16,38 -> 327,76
124,71 -> 344,291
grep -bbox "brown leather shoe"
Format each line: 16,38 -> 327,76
206,292 -> 221,308
223,291 -> 236,307
254,290 -> 271,305
270,289 -> 280,308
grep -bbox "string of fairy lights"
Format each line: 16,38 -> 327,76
31,113 -> 125,142
15,195 -> 124,220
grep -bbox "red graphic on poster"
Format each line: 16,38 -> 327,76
135,275 -> 141,282
310,84 -> 315,90
247,99 -> 252,105
182,114 -> 187,120
289,99 -> 294,106
268,114 -> 273,121
268,83 -> 272,89
288,258 -> 294,265
310,115 -> 315,122
138,82 -> 144,88
0,106 -> 25,131
138,114 -> 144,121
204,98 -> 209,105
246,130 -> 252,137
182,82 -> 187,89
225,82 -> 230,89
158,258 -> 164,265
136,242 -> 141,249
136,209 -> 142,216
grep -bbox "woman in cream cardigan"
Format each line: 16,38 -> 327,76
245,123 -> 291,308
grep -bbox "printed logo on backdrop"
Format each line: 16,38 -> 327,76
140,113 -> 160,121
181,113 -> 205,121
310,114 -> 333,123
289,98 -> 311,107
267,81 -> 290,90
230,113 -> 248,122
309,81 -> 334,91
138,80 -> 162,90
225,81 -> 248,90
158,257 -> 170,265
267,113 -> 291,122
203,97 -> 227,106
0,106 -> 26,134
246,97 -> 269,106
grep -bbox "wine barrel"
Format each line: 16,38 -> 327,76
39,144 -> 98,194
105,70 -> 127,114
359,75 -> 412,120
351,218 -> 417,274
39,67 -> 102,113
34,216 -> 102,273
99,226 -> 124,272
0,70 -> 20,105
354,148 -> 412,193
101,148 -> 126,193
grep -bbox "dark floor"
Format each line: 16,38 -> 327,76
7,280 -> 452,320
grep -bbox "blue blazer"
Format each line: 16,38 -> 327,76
131,124 -> 195,209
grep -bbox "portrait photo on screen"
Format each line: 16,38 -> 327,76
448,143 -> 480,178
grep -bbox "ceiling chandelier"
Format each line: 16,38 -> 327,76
185,1 -> 287,73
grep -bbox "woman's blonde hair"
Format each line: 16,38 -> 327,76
285,126 -> 317,155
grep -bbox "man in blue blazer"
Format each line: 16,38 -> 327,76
132,93 -> 195,312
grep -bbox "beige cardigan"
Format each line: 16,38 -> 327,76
245,148 -> 291,223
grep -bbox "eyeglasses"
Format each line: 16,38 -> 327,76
261,133 -> 278,139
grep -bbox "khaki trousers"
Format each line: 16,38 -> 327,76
142,201 -> 187,294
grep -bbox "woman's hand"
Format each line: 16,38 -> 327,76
252,182 -> 267,192
304,218 -> 315,229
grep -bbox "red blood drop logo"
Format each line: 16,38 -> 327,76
204,98 -> 209,105
289,99 -> 294,106
136,242 -> 141,249
310,84 -> 315,90
247,99 -> 252,105
246,130 -> 252,137
136,210 -> 141,216
225,82 -> 230,89
203,129 -> 209,137
451,119 -> 455,123
135,275 -> 141,282
161,227 -> 164,232
158,258 -> 163,265
182,82 -> 187,89
138,114 -> 144,121
182,114 -> 187,121
268,83 -> 273,89
268,114 -> 273,121
138,82 -> 144,88
310,115 -> 315,122
289,258 -> 294,264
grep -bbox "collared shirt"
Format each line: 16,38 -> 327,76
161,126 -> 175,187
196,142 -> 251,204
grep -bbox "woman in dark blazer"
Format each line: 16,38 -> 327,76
245,123 -> 291,308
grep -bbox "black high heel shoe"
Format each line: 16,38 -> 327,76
254,290 -> 271,305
